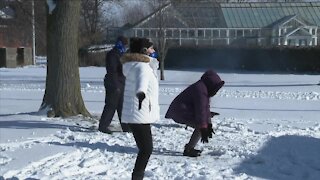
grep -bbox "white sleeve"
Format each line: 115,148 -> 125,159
136,63 -> 150,94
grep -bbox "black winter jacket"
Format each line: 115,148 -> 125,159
105,48 -> 125,89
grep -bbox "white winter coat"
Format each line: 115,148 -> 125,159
120,53 -> 160,124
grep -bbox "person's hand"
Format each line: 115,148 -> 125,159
208,123 -> 215,138
136,92 -> 145,110
200,128 -> 209,143
210,111 -> 220,118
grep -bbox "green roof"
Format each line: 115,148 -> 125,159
135,2 -> 320,29
173,2 -> 225,28
221,2 -> 320,28
136,2 -> 225,28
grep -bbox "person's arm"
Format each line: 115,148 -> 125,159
193,86 -> 211,143
106,52 -> 121,90
135,63 -> 150,110
193,88 -> 210,129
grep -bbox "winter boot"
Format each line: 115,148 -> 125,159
185,145 -> 202,153
183,146 -> 201,157
98,127 -> 112,134
132,171 -> 144,180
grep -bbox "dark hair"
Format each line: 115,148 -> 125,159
129,37 -> 153,53
141,38 -> 153,50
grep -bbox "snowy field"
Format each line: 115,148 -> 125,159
0,66 -> 320,180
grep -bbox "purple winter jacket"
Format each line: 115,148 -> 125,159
165,70 -> 224,128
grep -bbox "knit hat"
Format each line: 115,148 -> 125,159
117,36 -> 128,45
141,38 -> 153,50
130,38 -> 153,53
114,36 -> 128,54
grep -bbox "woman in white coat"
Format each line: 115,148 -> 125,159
120,37 -> 160,180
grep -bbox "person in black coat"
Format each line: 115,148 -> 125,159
98,36 -> 130,134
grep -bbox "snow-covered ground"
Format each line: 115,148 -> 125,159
0,66 -> 320,180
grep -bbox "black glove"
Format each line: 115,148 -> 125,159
208,123 -> 215,138
200,128 -> 209,143
136,92 -> 145,110
210,111 -> 220,118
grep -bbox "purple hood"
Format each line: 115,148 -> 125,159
165,70 -> 224,128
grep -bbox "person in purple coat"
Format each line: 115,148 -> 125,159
165,70 -> 224,157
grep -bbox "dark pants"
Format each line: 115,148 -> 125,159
99,80 -> 130,131
129,124 -> 153,180
185,128 -> 201,149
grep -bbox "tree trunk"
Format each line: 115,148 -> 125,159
159,39 -> 166,81
160,55 -> 165,80
41,0 -> 90,117
159,35 -> 167,81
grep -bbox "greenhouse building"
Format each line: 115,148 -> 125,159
124,1 -> 320,47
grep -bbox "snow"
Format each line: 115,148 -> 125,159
0,66 -> 320,180
46,0 -> 56,14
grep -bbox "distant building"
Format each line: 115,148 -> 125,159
124,1 -> 319,47
0,1 -> 33,68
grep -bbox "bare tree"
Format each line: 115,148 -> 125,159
41,0 -> 90,117
122,4 -> 148,25
149,0 -> 171,80
79,0 -> 134,47
80,0 -> 106,46
0,0 -> 32,49
34,0 -> 47,56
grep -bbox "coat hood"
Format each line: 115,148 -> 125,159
120,53 -> 150,64
200,70 -> 224,97
121,53 -> 158,78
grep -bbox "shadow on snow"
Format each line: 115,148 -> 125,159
234,135 -> 320,180
0,120 -> 79,130
48,141 -> 182,157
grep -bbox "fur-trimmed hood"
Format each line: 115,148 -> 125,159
121,53 -> 159,79
120,53 -> 150,64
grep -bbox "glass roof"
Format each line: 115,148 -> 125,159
221,2 -> 320,28
136,2 -> 320,29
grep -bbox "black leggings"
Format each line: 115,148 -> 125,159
129,124 -> 153,178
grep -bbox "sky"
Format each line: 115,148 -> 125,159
0,65 -> 320,179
